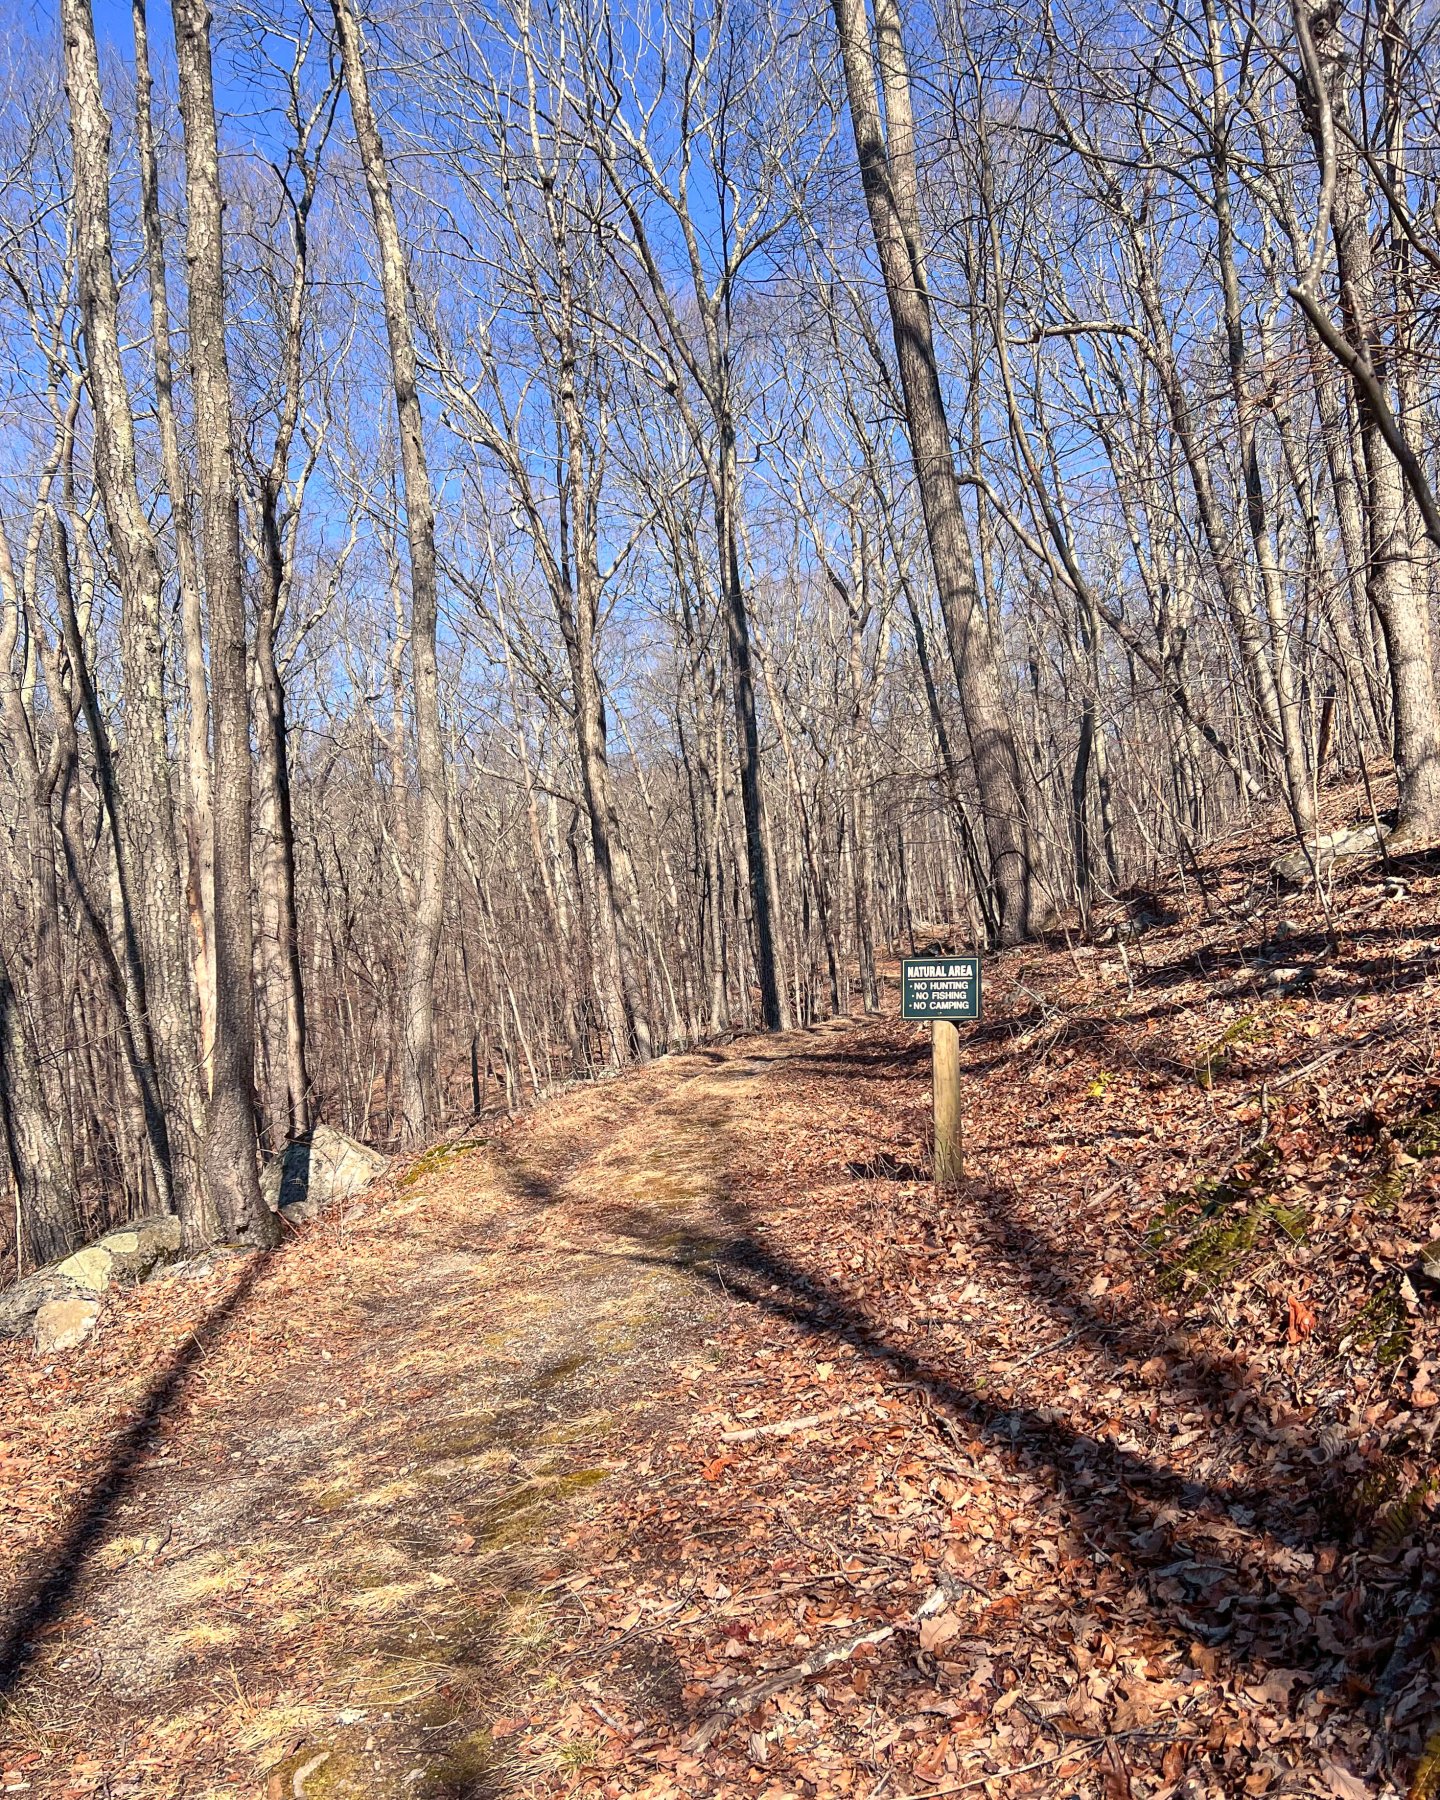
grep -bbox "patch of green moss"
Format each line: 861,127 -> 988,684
401,1142 -> 486,1190
310,1482 -> 358,1513
1352,1278 -> 1413,1367
1149,1145 -> 1307,1296
267,1747 -> 367,1797
472,1467 -> 609,1550
555,1466 -> 607,1495
421,1728 -> 497,1797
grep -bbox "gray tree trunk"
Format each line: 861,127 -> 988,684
331,0 -> 448,1143
60,0 -> 208,1239
132,0 -> 216,1087
0,954 -> 80,1272
1296,0 -> 1440,843
170,0 -> 276,1247
830,0 -> 1032,940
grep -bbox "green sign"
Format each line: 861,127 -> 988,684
901,955 -> 981,1021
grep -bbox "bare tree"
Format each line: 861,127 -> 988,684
60,0 -> 207,1240
1293,0 -> 1440,843
829,0 -> 1033,941
329,0 -> 449,1141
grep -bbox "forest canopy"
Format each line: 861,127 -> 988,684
2,0 -> 1438,1267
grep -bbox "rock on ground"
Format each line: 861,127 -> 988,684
261,1124 -> 391,1224
1272,822 -> 1388,883
0,1213 -> 182,1344
0,1271 -> 83,1340
33,1295 -> 102,1353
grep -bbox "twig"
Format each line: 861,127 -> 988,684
1269,1043 -> 1349,1092
906,1730 -> 1201,1797
1006,1327 -> 1083,1372
720,1402 -> 867,1443
685,1624 -> 895,1750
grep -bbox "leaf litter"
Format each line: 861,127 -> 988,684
4,806 -> 1440,1798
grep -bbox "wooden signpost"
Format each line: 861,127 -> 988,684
901,955 -> 982,1187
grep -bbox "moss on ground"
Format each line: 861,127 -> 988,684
401,1142 -> 487,1191
1148,1143 -> 1309,1296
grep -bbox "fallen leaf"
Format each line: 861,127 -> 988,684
1323,1762 -> 1371,1799
918,1611 -> 962,1654
1101,1739 -> 1133,1799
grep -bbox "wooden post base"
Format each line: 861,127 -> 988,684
932,1018 -> 963,1187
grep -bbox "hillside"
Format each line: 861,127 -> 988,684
2,816 -> 1440,1799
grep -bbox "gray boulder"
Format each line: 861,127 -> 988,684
1272,823 -> 1388,884
0,1270 -> 84,1339
53,1243 -> 117,1293
0,1211 -> 184,1342
261,1124 -> 390,1224
97,1214 -> 182,1279
34,1295 -> 101,1354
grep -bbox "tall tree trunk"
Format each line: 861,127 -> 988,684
331,0 -> 448,1142
132,0 -> 216,1087
0,954 -> 80,1271
1295,0 -> 1440,843
254,688 -> 311,1145
830,0 -> 1032,940
252,112 -> 320,1147
548,276 -> 653,1062
60,0 -> 208,1240
707,704 -> 733,1034
1203,28 -> 1313,831
1307,338 -> 1389,740
170,0 -> 276,1246
718,431 -> 788,1024
48,509 -> 176,1215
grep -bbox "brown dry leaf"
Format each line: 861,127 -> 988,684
918,1611 -> 962,1654
1323,1763 -> 1372,1800
1286,1292 -> 1318,1343
1162,1740 -> 1188,1782
1101,1739 -> 1134,1799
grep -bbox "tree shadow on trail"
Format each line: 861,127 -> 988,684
0,1252 -> 271,1703
360,1034 -> 1420,1775
502,1037 -> 1423,1768
624,1211 -> 1424,1761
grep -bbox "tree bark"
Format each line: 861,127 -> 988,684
830,0 -> 1032,941
60,0 -> 208,1239
0,953 -> 80,1271
132,0 -> 216,1088
331,0 -> 448,1142
1294,0 -> 1440,842
170,0 -> 276,1246
251,97 -> 322,1146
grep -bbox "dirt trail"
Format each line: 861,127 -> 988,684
0,1036 -> 804,1797
5,884 -> 1440,1800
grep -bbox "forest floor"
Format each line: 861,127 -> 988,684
5,805 -> 1440,1800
